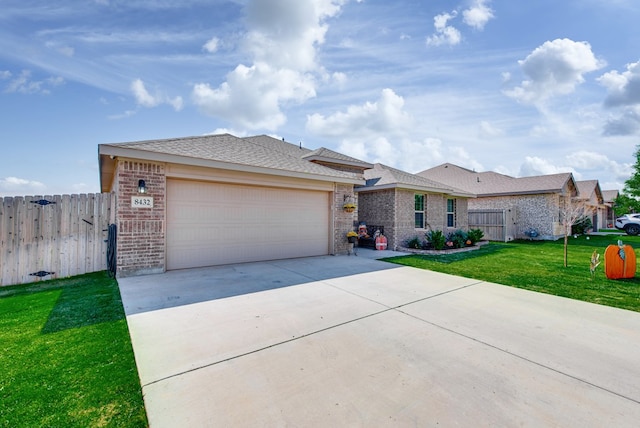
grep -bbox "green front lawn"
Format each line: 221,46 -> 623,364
0,272 -> 147,427
385,234 -> 640,312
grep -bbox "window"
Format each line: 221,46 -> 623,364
415,194 -> 425,228
447,198 -> 456,227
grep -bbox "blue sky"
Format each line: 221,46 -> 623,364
2,0 -> 640,196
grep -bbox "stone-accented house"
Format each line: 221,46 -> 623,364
418,163 -> 579,240
355,163 -> 475,250
575,180 -> 605,230
99,134 -> 372,276
602,189 -> 620,228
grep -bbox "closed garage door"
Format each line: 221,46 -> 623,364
167,179 -> 330,270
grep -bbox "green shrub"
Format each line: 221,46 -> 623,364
426,229 -> 446,250
448,229 -> 468,249
572,216 -> 593,235
406,236 -> 423,249
467,228 -> 484,245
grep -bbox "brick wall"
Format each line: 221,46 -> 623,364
394,190 -> 415,249
470,193 -> 561,239
358,189 -> 473,249
426,194 -> 445,231
334,183 -> 358,254
115,160 -> 166,276
357,189 -> 396,247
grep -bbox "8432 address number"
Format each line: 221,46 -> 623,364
131,196 -> 154,208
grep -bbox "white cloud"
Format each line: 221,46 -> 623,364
566,150 -> 618,170
193,0 -> 344,129
306,88 -> 481,172
332,71 -> 347,86
45,41 -> 74,57
0,70 -> 10,79
564,151 -> 632,184
602,106 -> 640,136
504,38 -> 605,105
131,78 -> 183,111
307,88 -> 412,137
519,156 -> 576,177
207,128 -> 250,137
203,37 -> 219,53
462,0 -> 495,30
478,120 -> 504,138
193,63 -> 316,130
4,70 -> 65,94
426,1 -> 493,47
597,61 -> 640,135
108,109 -> 137,120
598,60 -> 640,107
243,0 -> 341,71
0,177 -> 46,196
426,11 -> 461,47
131,78 -> 158,107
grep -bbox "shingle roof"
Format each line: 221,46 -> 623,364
302,147 -> 374,169
602,189 -> 619,203
575,180 -> 602,202
101,134 -> 360,181
358,163 -> 474,197
418,163 -> 575,196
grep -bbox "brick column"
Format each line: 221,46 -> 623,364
334,184 -> 357,255
115,160 -> 166,276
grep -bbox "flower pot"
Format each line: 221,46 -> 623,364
348,236 -> 357,244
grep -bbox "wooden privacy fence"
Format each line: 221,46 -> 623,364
468,208 -> 517,242
0,193 -> 115,286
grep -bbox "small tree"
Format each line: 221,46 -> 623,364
615,146 -> 640,214
559,197 -> 595,267
613,192 -> 640,216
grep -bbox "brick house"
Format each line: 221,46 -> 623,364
602,189 -> 619,228
418,163 -> 579,240
99,134 -> 372,276
355,163 -> 475,250
575,180 -> 605,230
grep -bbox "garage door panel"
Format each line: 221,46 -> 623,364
167,180 -> 330,270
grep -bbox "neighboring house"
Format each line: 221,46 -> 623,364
575,180 -> 605,230
418,163 -> 578,240
602,189 -> 619,228
99,134 -> 372,276
355,163 -> 475,250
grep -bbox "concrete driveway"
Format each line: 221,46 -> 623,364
118,250 -> 640,427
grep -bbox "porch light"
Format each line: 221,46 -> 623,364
138,179 -> 147,194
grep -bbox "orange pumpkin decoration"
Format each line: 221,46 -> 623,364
604,244 -> 636,279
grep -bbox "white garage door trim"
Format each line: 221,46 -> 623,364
167,179 -> 330,270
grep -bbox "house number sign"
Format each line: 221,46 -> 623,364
131,196 -> 154,208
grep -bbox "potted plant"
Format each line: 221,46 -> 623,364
343,203 -> 356,213
346,230 -> 358,243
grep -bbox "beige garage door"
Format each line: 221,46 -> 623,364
167,179 -> 330,270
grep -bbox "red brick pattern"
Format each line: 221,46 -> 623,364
334,183 -> 357,255
114,160 -> 166,276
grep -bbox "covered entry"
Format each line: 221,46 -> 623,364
167,179 -> 330,270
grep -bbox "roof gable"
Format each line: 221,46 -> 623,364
302,147 -> 374,170
602,189 -> 619,203
98,134 -> 365,191
418,163 -> 575,197
576,180 -> 603,204
358,163 -> 474,197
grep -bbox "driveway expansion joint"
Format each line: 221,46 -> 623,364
142,280 -> 486,389
396,309 -> 640,406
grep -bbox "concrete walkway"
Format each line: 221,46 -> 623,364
118,250 -> 640,427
